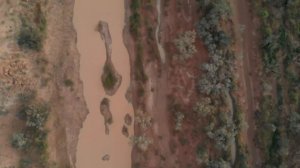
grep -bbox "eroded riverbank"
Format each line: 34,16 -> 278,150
73,0 -> 133,167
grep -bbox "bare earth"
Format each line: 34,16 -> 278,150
230,0 -> 263,166
0,0 -> 88,167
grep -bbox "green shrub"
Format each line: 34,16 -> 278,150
11,133 -> 29,150
207,159 -> 231,168
19,158 -> 32,168
18,22 -> 43,51
260,9 -> 269,20
129,0 -> 141,37
15,101 -> 50,167
196,145 -> 208,164
23,103 -> 49,129
64,79 -> 74,87
17,3 -> 46,51
18,90 -> 37,103
134,44 -> 147,82
173,31 -> 197,60
130,12 -> 141,37
130,0 -> 140,11
102,63 -> 117,90
234,142 -> 249,168
288,112 -> 300,136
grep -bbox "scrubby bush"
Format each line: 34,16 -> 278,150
130,135 -> 153,151
19,158 -> 32,168
130,0 -> 141,37
135,111 -> 152,131
262,34 -> 279,71
196,0 -> 231,54
174,111 -> 184,131
11,133 -> 29,150
14,99 -> 50,167
207,126 -> 235,151
129,12 -> 141,36
64,79 -> 74,87
196,145 -> 209,164
18,22 -> 43,51
22,103 -> 49,129
198,51 -> 234,95
193,97 -> 216,116
173,30 -> 197,60
194,0 -> 235,164
207,159 -> 231,168
196,0 -> 210,9
134,44 -> 147,82
288,112 -> 300,136
234,143 -> 249,168
17,2 -> 46,51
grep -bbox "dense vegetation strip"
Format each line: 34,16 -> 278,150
193,0 -> 249,167
11,1 -> 51,167
130,0 -> 147,84
254,0 -> 300,167
18,2 -> 46,51
13,91 -> 50,168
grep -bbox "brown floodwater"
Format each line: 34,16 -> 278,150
73,0 -> 133,167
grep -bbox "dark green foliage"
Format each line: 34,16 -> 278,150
18,21 -> 43,51
17,2 -> 46,51
12,99 -> 50,167
255,1 -> 300,166
129,0 -> 141,37
196,0 -> 210,9
21,103 -> 49,129
267,130 -> 282,166
134,44 -> 147,82
196,0 -> 231,54
234,143 -> 249,168
19,158 -> 32,168
194,0 -> 237,166
129,12 -> 141,36
196,145 -> 208,163
262,34 -> 279,70
255,96 -> 276,153
64,79 -> 74,87
102,62 -> 117,90
206,159 -> 231,168
196,0 -> 233,95
11,133 -> 29,150
130,0 -> 140,11
288,112 -> 300,136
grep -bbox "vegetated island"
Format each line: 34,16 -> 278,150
97,21 -> 122,96
100,97 -> 113,135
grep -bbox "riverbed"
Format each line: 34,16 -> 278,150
73,0 -> 133,167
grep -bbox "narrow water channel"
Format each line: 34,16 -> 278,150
73,0 -> 133,167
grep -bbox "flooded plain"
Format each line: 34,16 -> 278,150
73,0 -> 133,167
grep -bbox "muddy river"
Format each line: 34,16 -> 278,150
73,0 -> 133,168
